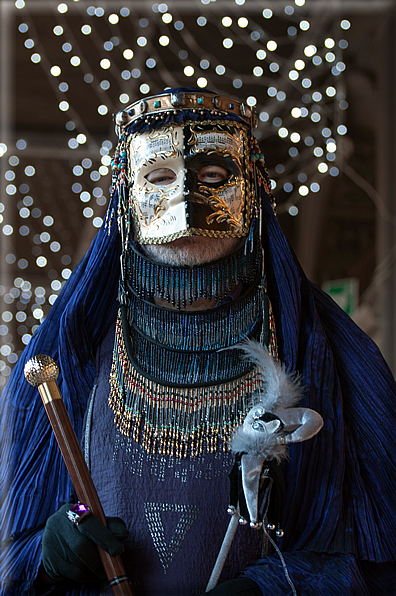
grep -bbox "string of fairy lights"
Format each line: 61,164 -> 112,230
0,0 -> 351,386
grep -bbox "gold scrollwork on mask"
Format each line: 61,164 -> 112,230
196,181 -> 244,229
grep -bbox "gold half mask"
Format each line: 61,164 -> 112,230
128,121 -> 254,245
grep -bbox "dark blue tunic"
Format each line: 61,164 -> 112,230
84,326 -> 263,595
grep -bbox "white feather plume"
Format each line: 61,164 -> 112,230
238,339 -> 303,411
231,339 -> 304,460
232,426 -> 288,461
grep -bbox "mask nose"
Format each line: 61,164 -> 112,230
184,168 -> 198,198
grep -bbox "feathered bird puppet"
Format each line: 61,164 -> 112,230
230,340 -> 324,530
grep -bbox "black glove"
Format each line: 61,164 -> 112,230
41,503 -> 129,585
204,577 -> 261,595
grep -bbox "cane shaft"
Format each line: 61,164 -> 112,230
37,381 -> 134,596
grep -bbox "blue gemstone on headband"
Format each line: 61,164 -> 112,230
154,100 -> 161,108
229,103 -> 234,109
171,92 -> 186,106
197,97 -> 204,105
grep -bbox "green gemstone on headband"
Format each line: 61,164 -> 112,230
154,100 -> 161,108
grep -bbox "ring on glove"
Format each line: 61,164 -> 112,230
66,502 -> 91,527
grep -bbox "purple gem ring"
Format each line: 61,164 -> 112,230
66,502 -> 91,526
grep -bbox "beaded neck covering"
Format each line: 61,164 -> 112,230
120,232 -> 260,310
109,239 -> 278,459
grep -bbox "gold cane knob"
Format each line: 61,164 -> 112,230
24,354 -> 59,387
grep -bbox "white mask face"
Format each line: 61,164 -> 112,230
128,121 -> 253,244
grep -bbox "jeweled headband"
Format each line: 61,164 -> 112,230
114,90 -> 258,138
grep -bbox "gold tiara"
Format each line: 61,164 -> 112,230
114,90 -> 257,136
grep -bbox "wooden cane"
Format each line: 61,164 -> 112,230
24,354 -> 134,596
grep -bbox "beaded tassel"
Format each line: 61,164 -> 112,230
109,312 -> 265,459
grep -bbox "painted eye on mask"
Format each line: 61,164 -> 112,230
145,165 -> 229,187
197,165 -> 228,183
145,168 -> 177,186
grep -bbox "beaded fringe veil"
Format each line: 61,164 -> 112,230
125,284 -> 263,354
109,256 -> 277,458
109,309 -> 275,459
120,236 -> 261,310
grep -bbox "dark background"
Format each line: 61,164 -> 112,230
1,0 -> 395,385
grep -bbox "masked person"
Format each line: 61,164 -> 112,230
1,88 -> 395,596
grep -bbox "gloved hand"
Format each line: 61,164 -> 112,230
41,502 -> 129,585
204,577 -> 261,595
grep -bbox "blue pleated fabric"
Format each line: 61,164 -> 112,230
246,551 -> 381,595
1,88 -> 395,594
0,191 -> 121,594
259,196 -> 396,561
